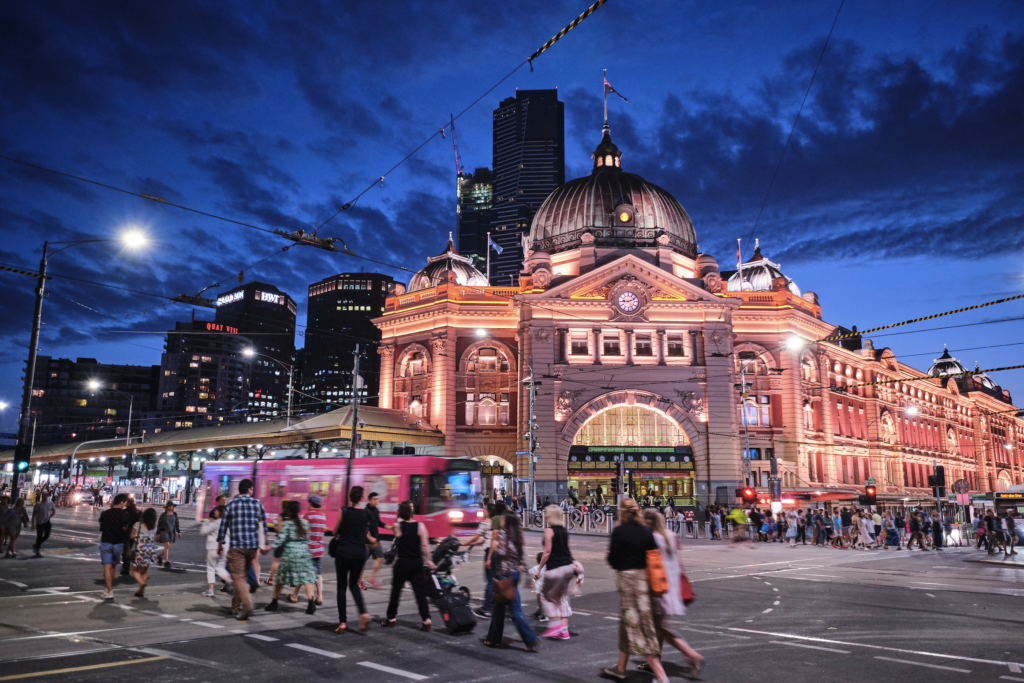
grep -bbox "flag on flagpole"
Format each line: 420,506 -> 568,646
604,76 -> 630,103
489,236 -> 503,255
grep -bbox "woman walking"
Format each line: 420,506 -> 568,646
156,503 -> 180,568
785,510 -> 799,548
130,508 -> 160,597
602,498 -> 670,683
2,499 -> 29,557
200,506 -> 232,596
333,486 -> 374,634
883,513 -> 901,550
484,510 -> 539,652
536,505 -> 581,640
641,509 -> 704,677
381,501 -> 434,630
265,501 -> 318,615
265,500 -> 291,586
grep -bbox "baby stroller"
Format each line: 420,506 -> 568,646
428,535 -> 476,634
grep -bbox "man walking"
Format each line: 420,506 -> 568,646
360,492 -> 388,589
98,494 -> 131,599
31,492 -> 56,557
218,479 -> 267,621
907,512 -> 928,550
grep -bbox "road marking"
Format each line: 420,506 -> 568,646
727,626 -> 1020,668
771,641 -> 850,654
603,616 -> 620,621
772,588 -> 779,592
231,629 -> 248,634
573,611 -> 591,616
763,582 -> 771,585
773,601 -> 780,605
26,587 -> 68,591
801,574 -> 839,578
1011,663 -> 1023,673
285,643 -> 344,659
0,656 -> 165,680
925,593 -> 935,598
191,622 -> 224,629
179,619 -> 193,622
762,608 -> 773,613
1,580 -> 28,588
159,614 -> 177,619
1,627 -> 139,641
115,604 -> 134,610
874,656 -> 970,673
910,582 -> 950,586
245,634 -> 279,642
357,662 -> 428,680
1001,677 -> 1024,682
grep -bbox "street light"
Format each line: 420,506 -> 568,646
243,347 -> 295,427
88,380 -> 134,446
12,232 -> 146,500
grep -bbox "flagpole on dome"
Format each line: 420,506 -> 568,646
603,68 -> 608,126
737,238 -> 744,289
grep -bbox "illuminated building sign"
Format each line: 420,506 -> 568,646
256,290 -> 282,304
205,322 -> 238,334
216,291 -> 245,307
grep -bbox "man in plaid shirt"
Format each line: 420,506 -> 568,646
217,478 -> 267,620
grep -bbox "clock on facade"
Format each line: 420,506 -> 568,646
617,291 -> 640,312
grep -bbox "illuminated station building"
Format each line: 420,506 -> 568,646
375,124 -> 1024,507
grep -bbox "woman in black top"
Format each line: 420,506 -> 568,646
381,500 -> 436,630
333,486 -> 375,633
602,498 -> 668,683
535,505 -> 578,639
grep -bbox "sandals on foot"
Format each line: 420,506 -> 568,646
380,619 -> 396,628
359,613 -> 370,631
334,623 -> 346,634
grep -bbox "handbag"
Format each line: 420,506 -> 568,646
679,572 -> 695,606
124,522 -> 141,564
493,576 -> 516,604
384,539 -> 399,565
645,549 -> 668,596
327,508 -> 343,558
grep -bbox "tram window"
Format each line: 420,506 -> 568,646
311,481 -> 330,497
429,471 -> 482,513
269,481 -> 287,497
409,475 -> 426,514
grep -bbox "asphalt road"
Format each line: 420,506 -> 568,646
2,505 -> 1023,682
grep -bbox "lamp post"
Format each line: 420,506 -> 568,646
11,232 -> 146,501
243,347 -> 294,427
88,381 -> 134,447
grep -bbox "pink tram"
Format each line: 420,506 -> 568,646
197,456 -> 485,541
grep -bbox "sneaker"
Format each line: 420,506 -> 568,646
536,613 -> 549,623
202,590 -> 215,597
541,624 -> 564,638
102,591 -> 114,600
220,583 -> 233,594
163,561 -> 171,569
555,628 -> 569,640
358,581 -> 366,590
602,666 -> 627,681
473,608 -> 492,618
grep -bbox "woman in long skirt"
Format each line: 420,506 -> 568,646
601,498 -> 669,683
535,505 -> 583,640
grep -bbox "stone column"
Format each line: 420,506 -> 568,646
564,329 -> 572,362
378,344 -> 395,409
656,328 -> 666,366
592,329 -> 602,365
625,330 -> 634,365
557,329 -> 567,363
684,329 -> 694,362
688,330 -> 700,366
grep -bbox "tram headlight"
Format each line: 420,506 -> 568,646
476,510 -> 484,519
447,510 -> 464,521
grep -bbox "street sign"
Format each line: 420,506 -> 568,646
515,451 -> 531,455
16,473 -> 25,489
952,479 -> 971,494
866,477 -> 876,486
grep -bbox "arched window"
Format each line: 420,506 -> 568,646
573,404 -> 688,447
409,398 -> 423,418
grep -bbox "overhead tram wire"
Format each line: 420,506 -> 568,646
742,0 -> 845,260
312,0 -> 612,235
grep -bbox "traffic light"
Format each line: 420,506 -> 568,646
740,486 -> 757,504
611,476 -> 621,496
927,466 -> 946,488
862,485 -> 877,506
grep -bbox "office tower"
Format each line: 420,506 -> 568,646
490,89 -> 565,285
456,167 -> 495,273
303,272 -> 395,411
214,282 -> 297,421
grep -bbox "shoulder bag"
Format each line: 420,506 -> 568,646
124,522 -> 141,564
679,572 -> 695,606
327,508 -> 343,558
645,548 -> 668,596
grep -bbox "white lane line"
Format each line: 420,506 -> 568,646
115,604 -> 135,610
285,643 -> 344,659
773,601 -> 780,606
763,582 -> 771,585
159,614 -> 177,619
762,608 -> 773,613
603,616 -> 620,621
2,580 -> 29,588
874,656 -> 970,673
245,634 -> 279,642
357,662 -> 428,680
910,582 -> 950,586
231,629 -> 248,634
801,574 -> 839,578
573,611 -> 592,616
772,588 -> 779,592
191,622 -> 225,629
1001,677 -> 1024,682
727,626 -> 1018,668
179,618 -> 193,622
771,641 -> 850,654
1010,663 -> 1023,673
925,593 -> 935,598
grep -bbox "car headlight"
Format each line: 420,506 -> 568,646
447,510 -> 464,521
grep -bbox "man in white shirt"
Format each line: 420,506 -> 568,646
31,492 -> 56,558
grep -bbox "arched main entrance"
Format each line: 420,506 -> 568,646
562,392 -> 698,507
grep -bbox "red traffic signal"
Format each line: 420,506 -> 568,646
863,485 -> 877,505
740,487 -> 757,504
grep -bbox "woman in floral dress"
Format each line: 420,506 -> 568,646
264,500 -> 317,615
131,508 -> 160,597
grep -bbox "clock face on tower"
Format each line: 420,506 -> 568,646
617,291 -> 640,313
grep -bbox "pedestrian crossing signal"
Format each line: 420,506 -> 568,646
740,487 -> 757,504
863,485 -> 877,506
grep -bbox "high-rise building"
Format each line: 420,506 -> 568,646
490,89 -> 565,285
303,272 -> 396,411
24,357 -> 160,446
148,320 -> 251,433
214,282 -> 297,421
456,167 -> 495,273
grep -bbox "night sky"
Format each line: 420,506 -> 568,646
1,0 -> 1023,422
